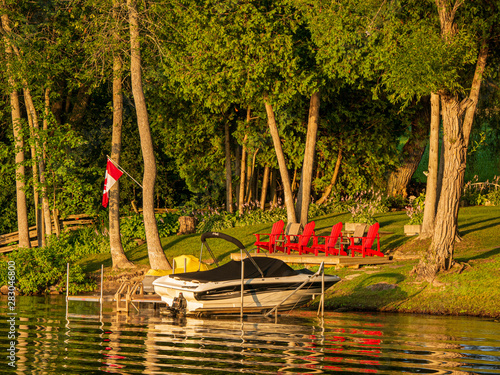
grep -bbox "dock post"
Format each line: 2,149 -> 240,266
184,257 -> 187,273
317,262 -> 325,317
100,265 -> 103,317
66,263 -> 69,318
240,250 -> 244,319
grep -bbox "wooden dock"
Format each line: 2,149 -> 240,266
230,252 -> 393,267
67,294 -> 162,303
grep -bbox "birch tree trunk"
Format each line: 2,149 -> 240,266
41,88 -> 53,239
6,10 -> 52,244
238,132 -> 248,215
10,88 -> 30,248
2,13 -> 30,248
264,94 -> 297,223
295,91 -> 320,227
224,121 -> 233,213
110,0 -> 134,269
128,0 -> 171,270
24,92 -> 43,247
420,92 -> 441,239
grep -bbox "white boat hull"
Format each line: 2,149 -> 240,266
153,273 -> 340,314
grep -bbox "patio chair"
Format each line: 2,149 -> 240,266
347,222 -> 383,257
310,222 -> 344,256
253,220 -> 285,253
284,221 -> 315,255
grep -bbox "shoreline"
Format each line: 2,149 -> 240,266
72,250 -> 500,319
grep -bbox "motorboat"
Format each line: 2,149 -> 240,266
152,232 -> 341,315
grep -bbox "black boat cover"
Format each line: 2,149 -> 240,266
171,257 -> 306,283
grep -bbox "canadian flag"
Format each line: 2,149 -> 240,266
102,159 -> 123,207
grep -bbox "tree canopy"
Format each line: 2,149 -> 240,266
1,0 -> 499,274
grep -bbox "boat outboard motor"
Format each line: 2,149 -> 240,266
168,293 -> 187,317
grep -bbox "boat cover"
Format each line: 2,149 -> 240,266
171,258 -> 304,283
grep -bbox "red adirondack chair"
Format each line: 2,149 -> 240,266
254,220 -> 285,253
311,222 -> 344,256
284,221 -> 315,255
347,222 -> 383,257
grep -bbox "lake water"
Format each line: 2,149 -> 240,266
1,296 -> 500,374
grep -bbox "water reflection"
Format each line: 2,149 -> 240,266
0,296 -> 499,374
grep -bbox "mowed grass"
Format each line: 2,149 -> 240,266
77,206 -> 500,317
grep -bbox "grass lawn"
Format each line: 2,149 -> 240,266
77,205 -> 500,318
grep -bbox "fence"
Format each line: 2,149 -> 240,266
0,214 -> 94,254
0,209 -> 178,254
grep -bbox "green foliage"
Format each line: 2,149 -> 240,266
156,213 -> 182,238
120,213 -> 181,241
0,232 -> 101,294
235,204 -> 288,228
462,176 -> 500,206
314,86 -> 404,195
487,188 -> 500,206
153,0 -> 314,110
186,203 -> 287,233
405,192 -> 425,225
308,194 -> 348,218
345,190 -> 386,225
0,140 -> 17,234
383,195 -> 407,210
196,209 -> 238,233
309,189 -> 390,224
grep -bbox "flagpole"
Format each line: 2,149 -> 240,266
106,155 -> 143,189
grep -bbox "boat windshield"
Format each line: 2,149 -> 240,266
171,258 -> 299,283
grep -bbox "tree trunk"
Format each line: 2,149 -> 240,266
41,88 -> 53,239
110,1 -> 135,269
24,91 -> 43,247
260,164 -> 270,210
387,99 -> 430,197
68,85 -> 90,126
238,131 -> 248,215
316,148 -> 342,205
2,14 -> 30,248
264,94 -> 297,223
224,121 -> 233,213
415,37 -> 488,280
295,91 -> 320,227
420,92 -> 441,239
291,168 -> 298,193
7,12 -> 52,245
52,182 -> 61,237
270,168 -> 277,206
128,0 -> 171,270
245,161 -> 252,202
245,149 -> 259,203
11,88 -> 30,248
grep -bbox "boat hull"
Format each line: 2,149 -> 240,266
153,274 -> 340,314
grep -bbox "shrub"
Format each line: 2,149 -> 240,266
461,176 -> 500,206
1,234 -> 97,295
344,190 -> 386,225
196,209 -> 237,233
487,188 -> 500,206
308,196 -> 347,218
383,195 -> 407,210
183,201 -> 287,233
121,212 -> 180,240
405,193 -> 425,225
